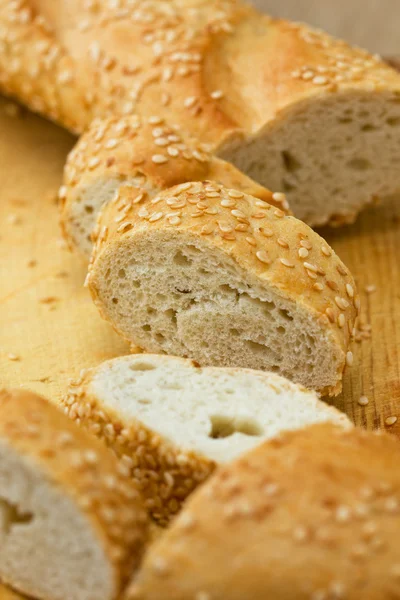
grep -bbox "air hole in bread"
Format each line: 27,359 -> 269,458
175,287 -> 192,294
338,117 -> 353,124
282,150 -> 301,173
348,158 -> 371,171
361,123 -> 377,132
112,297 -> 118,304
246,340 -> 268,353
387,116 -> 400,127
230,328 -> 240,337
132,280 -> 141,288
277,326 -> 285,334
146,307 -> 155,315
209,415 -> 264,439
164,309 -> 177,324
138,398 -> 151,404
279,309 -> 293,321
282,179 -> 296,192
155,333 -> 165,343
174,251 -> 192,267
0,498 -> 34,536
142,324 -> 151,332
129,361 -> 156,371
84,205 -> 94,214
118,269 -> 126,279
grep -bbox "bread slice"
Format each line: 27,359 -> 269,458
60,115 -> 286,259
128,423 -> 400,600
87,181 -> 358,396
0,389 -> 148,600
2,2 -> 400,226
61,354 -> 351,525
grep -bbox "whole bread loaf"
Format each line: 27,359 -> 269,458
128,423 -> 400,600
87,181 -> 358,395
1,1 -> 400,225
61,354 -> 351,524
0,389 -> 148,600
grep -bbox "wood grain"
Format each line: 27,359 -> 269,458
0,96 -> 400,596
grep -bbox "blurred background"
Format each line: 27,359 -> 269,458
252,0 -> 398,55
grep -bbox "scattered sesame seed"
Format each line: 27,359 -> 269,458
8,353 -> 20,361
358,396 -> 369,406
338,313 -> 346,328
385,416 -> 397,426
346,351 -> 354,366
365,284 -> 377,294
210,89 -> 224,99
313,75 -> 328,85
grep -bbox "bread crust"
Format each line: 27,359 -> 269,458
87,181 -> 358,395
60,114 -> 287,257
0,389 -> 148,599
127,424 -> 400,600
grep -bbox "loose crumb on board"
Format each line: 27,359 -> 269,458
358,396 -> 369,406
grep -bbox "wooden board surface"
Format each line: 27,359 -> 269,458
0,96 -> 400,596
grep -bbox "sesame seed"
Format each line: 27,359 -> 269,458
346,351 -> 354,366
211,89 -> 224,99
385,497 -> 399,512
221,198 -> 236,208
303,263 -> 319,275
321,245 -> 332,257
298,247 -> 309,258
260,227 -> 274,237
149,212 -> 163,222
152,557 -> 169,576
104,139 -> 118,149
336,505 -> 351,523
385,416 -> 397,426
326,308 -> 335,323
168,216 -> 181,225
313,282 -> 324,291
277,238 -> 289,248
228,190 -> 244,199
152,154 -> 168,164
293,525 -> 309,542
313,75 -> 328,85
88,157 -> 100,169
338,313 -> 345,328
300,239 -> 312,250
280,258 -> 294,268
358,396 -> 369,406
272,192 -> 287,203
274,209 -> 285,218
148,116 -> 164,125
167,147 -> 179,157
184,96 -> 197,108
346,284 -> 354,298
365,284 -> 376,294
8,353 -> 20,361
335,296 -> 349,310
231,209 -> 246,219
256,250 -> 271,264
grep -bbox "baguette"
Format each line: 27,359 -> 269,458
87,181 -> 358,396
1,2 -> 400,225
61,354 -> 351,524
128,423 -> 400,600
0,389 -> 148,600
60,115 -> 287,258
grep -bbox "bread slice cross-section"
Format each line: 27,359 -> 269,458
87,181 -> 358,395
0,389 -> 148,600
61,354 -> 351,524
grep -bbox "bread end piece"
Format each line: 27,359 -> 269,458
0,389 -> 148,600
128,424 -> 400,600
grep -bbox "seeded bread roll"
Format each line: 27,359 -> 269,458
87,181 -> 358,396
60,115 -> 286,258
61,354 -> 351,524
127,423 -> 400,600
2,2 -> 400,225
0,389 -> 148,600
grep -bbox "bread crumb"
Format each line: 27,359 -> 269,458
39,296 -> 59,304
8,353 -> 20,361
365,284 -> 376,294
27,259 -> 37,268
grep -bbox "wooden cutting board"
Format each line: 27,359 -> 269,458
0,93 -> 400,597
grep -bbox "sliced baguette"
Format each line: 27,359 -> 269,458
61,354 -> 351,525
1,2 -> 400,225
0,389 -> 148,600
60,115 -> 286,259
87,181 -> 358,396
128,423 -> 400,600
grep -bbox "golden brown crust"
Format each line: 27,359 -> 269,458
60,114 -> 286,255
1,1 -> 399,144
88,181 -> 358,395
128,424 -> 400,600
0,389 -> 148,594
60,366 -> 216,526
